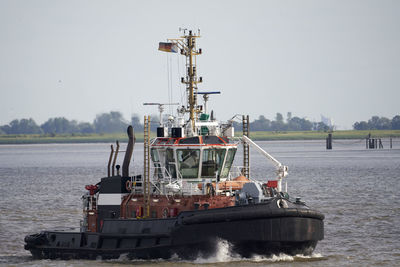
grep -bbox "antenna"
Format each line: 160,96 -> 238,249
196,91 -> 220,114
143,103 -> 179,126
179,27 -> 187,35
159,30 -> 203,131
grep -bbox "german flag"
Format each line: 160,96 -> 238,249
158,42 -> 178,53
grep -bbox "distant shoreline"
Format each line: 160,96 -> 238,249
1,130 -> 399,145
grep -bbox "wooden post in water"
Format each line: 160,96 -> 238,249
326,133 -> 332,150
390,137 -> 393,149
366,133 -> 371,149
368,138 -> 376,149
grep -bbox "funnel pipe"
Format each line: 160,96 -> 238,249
122,125 -> 136,177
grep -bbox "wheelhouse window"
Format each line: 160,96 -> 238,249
151,148 -> 176,178
221,148 -> 237,178
165,148 -> 177,178
176,149 -> 200,178
202,136 -> 225,144
178,137 -> 200,144
151,148 -> 159,162
151,148 -> 163,178
201,148 -> 226,178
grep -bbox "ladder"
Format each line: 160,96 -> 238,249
242,115 -> 250,178
131,175 -> 143,194
143,115 -> 151,218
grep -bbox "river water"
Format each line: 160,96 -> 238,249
0,140 -> 399,266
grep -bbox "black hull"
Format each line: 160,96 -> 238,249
27,240 -> 318,260
25,201 -> 324,260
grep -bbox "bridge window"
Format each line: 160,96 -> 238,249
166,148 -> 177,178
178,137 -> 200,144
202,136 -> 225,144
221,148 -> 237,178
201,148 -> 226,178
176,149 -> 200,178
151,148 -> 176,178
151,148 -> 159,162
151,148 -> 162,178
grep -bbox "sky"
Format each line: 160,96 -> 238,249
0,0 -> 399,130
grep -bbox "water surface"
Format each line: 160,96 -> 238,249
0,140 -> 399,266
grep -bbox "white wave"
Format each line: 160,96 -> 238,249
251,252 -> 325,263
190,240 -> 324,264
192,239 -> 241,264
296,252 -> 324,259
99,240 -> 324,265
250,253 -> 295,262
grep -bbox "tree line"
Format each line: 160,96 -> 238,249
353,115 -> 400,130
1,111 -> 398,135
0,111 -> 331,135
233,112 -> 331,132
0,111 -> 139,135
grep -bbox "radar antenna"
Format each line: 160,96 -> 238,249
196,91 -> 220,114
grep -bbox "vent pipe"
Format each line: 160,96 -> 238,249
122,125 -> 136,177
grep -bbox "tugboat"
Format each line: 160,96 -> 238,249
25,30 -> 324,260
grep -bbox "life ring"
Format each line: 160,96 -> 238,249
126,180 -> 132,191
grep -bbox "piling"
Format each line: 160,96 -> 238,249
366,136 -> 385,149
378,139 -> 383,149
326,133 -> 332,150
369,138 -> 376,149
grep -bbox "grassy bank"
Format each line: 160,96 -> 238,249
1,130 -> 399,145
0,133 -> 149,144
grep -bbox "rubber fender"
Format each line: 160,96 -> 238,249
181,206 -> 324,225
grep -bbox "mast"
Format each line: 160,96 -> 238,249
180,30 -> 202,131
160,29 -> 203,132
187,31 -> 196,129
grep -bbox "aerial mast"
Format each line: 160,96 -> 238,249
143,102 -> 179,126
185,30 -> 201,130
158,29 -> 203,132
